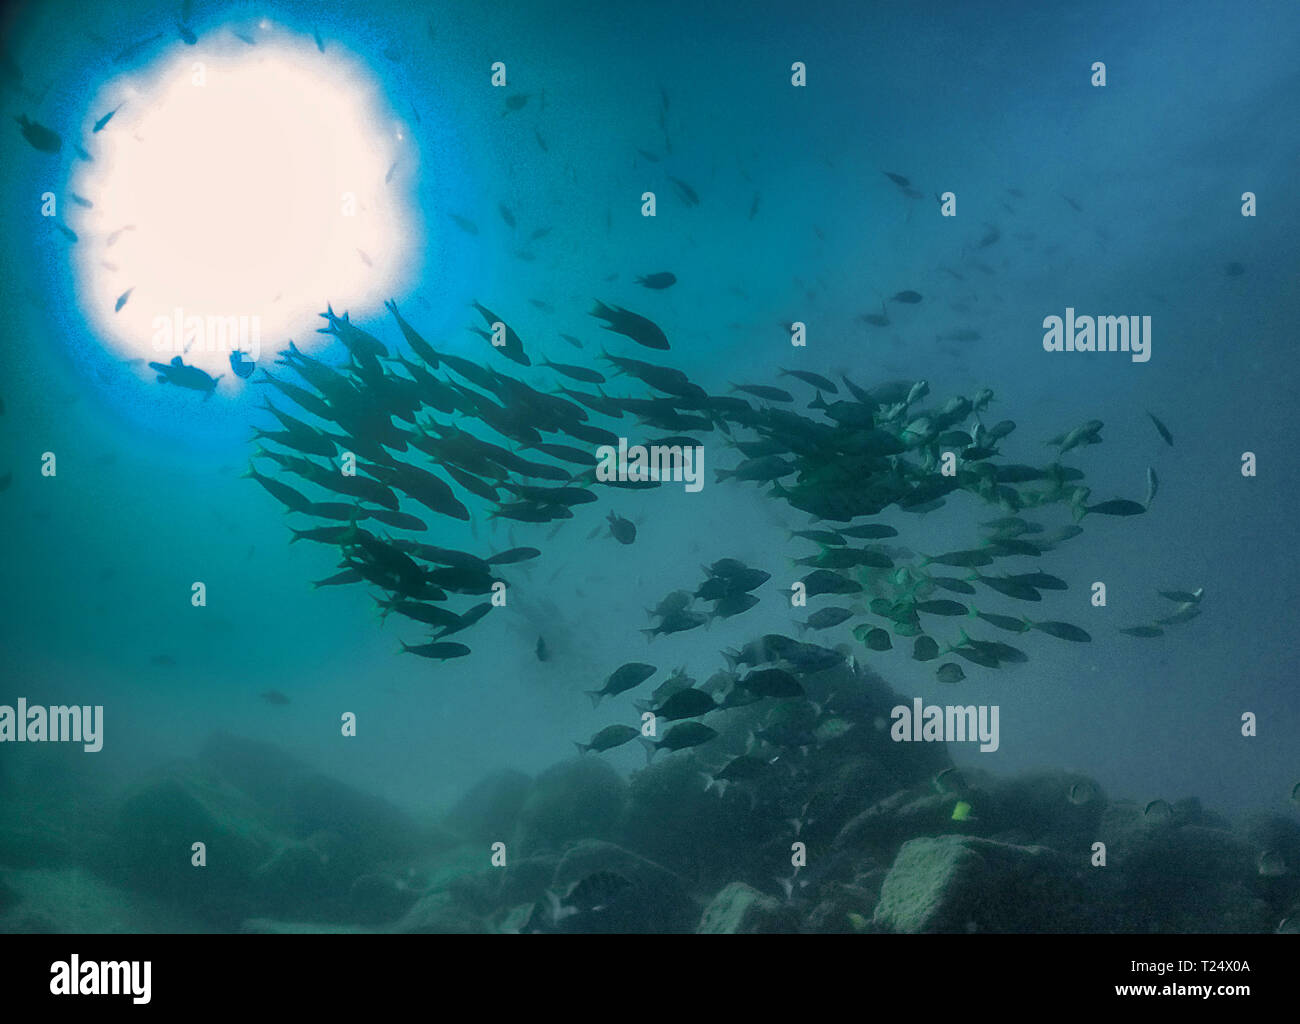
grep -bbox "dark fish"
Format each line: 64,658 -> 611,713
313,26 -> 325,52
636,272 -> 676,289
498,203 -> 516,229
311,568 -> 364,589
260,690 -> 290,705
915,599 -> 968,617
637,687 -> 718,721
92,104 -> 122,133
400,641 -> 472,660
748,192 -> 760,219
1146,411 -> 1173,446
575,725 -> 640,755
731,383 -> 793,403
779,369 -> 837,393
641,722 -> 717,762
1083,499 -> 1146,517
112,33 -> 163,64
542,359 -> 605,384
16,114 -> 61,153
590,300 -> 670,350
449,213 -> 479,235
607,511 -> 636,545
936,663 -> 965,683
1030,620 -> 1091,643
737,668 -> 803,699
150,356 -> 222,397
667,175 -> 699,206
913,636 -> 940,661
891,290 -> 922,304
839,524 -> 898,539
53,222 -> 78,243
114,287 -> 134,312
487,547 -> 541,565
585,662 -> 656,707
1059,192 -> 1083,212
535,636 -> 550,662
883,172 -> 911,188
229,350 -> 256,379
800,607 -> 853,631
534,129 -> 548,152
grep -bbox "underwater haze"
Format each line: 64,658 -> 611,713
1,0 -> 1298,936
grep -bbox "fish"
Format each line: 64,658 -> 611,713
1157,587 -> 1203,604
641,722 -> 717,762
112,33 -> 163,64
1145,466 -> 1158,507
585,662 -> 656,707
498,203 -> 516,229
1082,499 -> 1146,517
637,687 -> 718,721
229,350 -> 256,379
16,114 -> 61,153
114,287 -> 134,312
1146,411 -> 1173,446
636,272 -> 676,289
799,607 -> 854,632
260,690 -> 290,705
1118,626 -> 1163,638
779,369 -> 837,393
150,356 -> 222,397
936,662 -> 965,683
92,104 -> 122,133
313,26 -> 325,52
535,636 -> 550,662
667,175 -> 699,206
574,725 -> 640,755
399,641 -> 472,661
891,290 -> 922,304
736,668 -> 804,699
1059,192 -> 1083,212
449,214 -> 479,235
590,300 -> 670,350
1029,620 -> 1091,643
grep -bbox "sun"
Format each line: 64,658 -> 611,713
70,29 -> 419,386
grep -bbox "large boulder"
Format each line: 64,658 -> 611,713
442,769 -> 533,844
513,757 -> 627,855
873,835 -> 1093,933
697,882 -> 798,934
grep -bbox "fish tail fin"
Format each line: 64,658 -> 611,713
640,628 -> 656,642
638,737 -> 657,765
573,741 -> 589,756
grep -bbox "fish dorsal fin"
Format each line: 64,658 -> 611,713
171,356 -> 182,366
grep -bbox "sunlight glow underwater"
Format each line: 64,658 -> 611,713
69,30 -> 420,390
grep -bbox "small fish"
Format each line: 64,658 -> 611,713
313,26 -> 325,53
1059,192 -> 1083,212
114,287 -> 134,312
778,369 -> 837,393
607,511 -> 636,544
1157,587 -> 1203,604
585,663 -> 656,707
912,636 -> 939,661
748,192 -> 760,219
535,636 -> 550,662
529,226 -> 552,241
92,104 -> 122,133
1030,620 -> 1091,643
891,290 -> 922,304
53,222 -> 78,243
667,175 -> 699,206
883,171 -> 911,188
177,23 -> 197,45
112,33 -> 164,64
636,272 -> 676,289
68,192 -> 93,208
260,690 -> 290,705
449,213 -> 479,235
1146,411 -> 1173,446
534,129 -> 548,152
229,350 -> 256,379
640,722 -> 717,762
936,662 -> 965,683
1145,466 -> 1158,507
498,203 -> 516,229
357,249 -> 373,267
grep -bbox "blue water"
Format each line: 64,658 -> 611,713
1,0 -> 1298,933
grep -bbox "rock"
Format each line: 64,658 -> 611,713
550,840 -> 697,933
873,835 -> 1093,933
619,753 -> 760,884
393,890 -> 487,934
698,882 -> 799,933
104,766 -> 278,927
513,757 -> 627,855
285,773 -> 429,864
803,881 -> 881,933
250,839 -> 337,918
0,867 -> 208,933
346,873 -> 424,925
834,789 -> 965,855
443,770 -> 533,844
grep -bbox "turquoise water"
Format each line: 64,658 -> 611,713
1,0 -> 1297,933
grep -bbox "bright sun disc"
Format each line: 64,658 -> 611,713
72,31 -> 419,384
